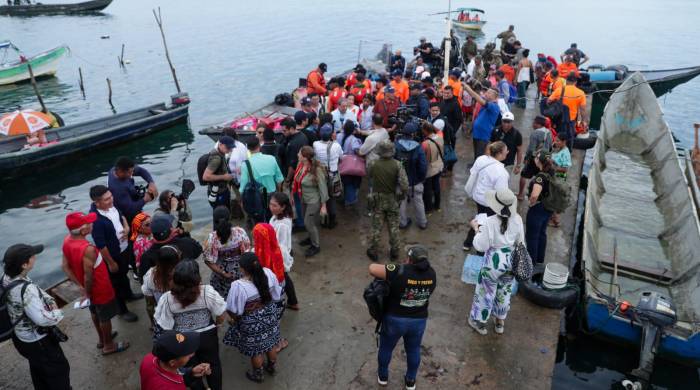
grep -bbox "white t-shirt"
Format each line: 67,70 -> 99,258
141,267 -> 165,303
313,140 -> 343,173
226,140 -> 249,182
473,214 -> 525,253
331,109 -> 358,133
98,206 -> 128,252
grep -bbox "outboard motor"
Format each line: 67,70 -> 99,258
631,292 -> 677,383
171,92 -> 190,106
604,64 -> 629,80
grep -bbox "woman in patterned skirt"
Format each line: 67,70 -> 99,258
223,253 -> 283,383
203,209 -> 250,300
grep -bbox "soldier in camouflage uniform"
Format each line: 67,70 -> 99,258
366,140 -> 409,261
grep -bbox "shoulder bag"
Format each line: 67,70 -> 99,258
542,84 -> 565,123
326,142 -> 343,197
511,241 -> 533,282
338,147 -> 366,177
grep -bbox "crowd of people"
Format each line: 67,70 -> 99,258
1,25 -> 585,390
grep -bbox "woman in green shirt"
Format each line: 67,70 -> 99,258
291,146 -> 328,257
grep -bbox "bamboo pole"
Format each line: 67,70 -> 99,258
26,63 -> 47,113
119,44 -> 125,67
153,7 -> 181,93
106,78 -> 114,110
78,67 -> 85,98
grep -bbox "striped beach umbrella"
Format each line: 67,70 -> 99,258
0,110 -> 52,136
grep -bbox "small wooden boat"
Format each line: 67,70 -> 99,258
0,42 -> 68,85
0,0 -> 112,16
585,65 -> 700,130
0,101 -> 189,176
582,72 -> 700,369
451,8 -> 486,31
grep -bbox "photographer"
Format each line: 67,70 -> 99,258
108,156 -> 158,223
203,136 -> 236,211
154,189 -> 194,235
2,244 -> 71,390
415,37 -> 436,67
406,84 -> 429,120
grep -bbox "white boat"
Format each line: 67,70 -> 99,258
0,41 -> 69,86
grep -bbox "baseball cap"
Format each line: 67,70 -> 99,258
407,245 -> 429,262
294,110 -> 308,123
391,69 -> 403,77
219,135 -> 235,149
401,121 -> 419,135
502,112 -> 515,121
3,244 -> 44,265
318,63 -> 327,72
300,96 -> 311,106
151,214 -> 174,242
449,69 -> 461,78
384,86 -> 395,94
320,123 -> 334,138
433,119 -> 445,131
409,83 -> 422,91
153,330 -> 200,362
66,212 -> 97,230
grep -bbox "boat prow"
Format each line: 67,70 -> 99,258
0,45 -> 69,86
582,72 -> 700,366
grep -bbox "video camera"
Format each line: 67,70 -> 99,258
388,105 -> 419,131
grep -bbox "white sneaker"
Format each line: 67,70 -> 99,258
495,319 -> 505,334
377,375 -> 388,386
468,317 -> 488,335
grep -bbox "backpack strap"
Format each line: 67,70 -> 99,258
1,277 -> 31,332
426,137 -> 444,163
244,160 -> 258,191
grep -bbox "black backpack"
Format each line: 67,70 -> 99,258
274,93 -> 294,107
0,277 -> 29,342
363,265 -> 403,339
197,153 -> 212,186
241,160 -> 267,223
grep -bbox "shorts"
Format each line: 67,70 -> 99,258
521,159 -> 539,179
89,299 -> 118,322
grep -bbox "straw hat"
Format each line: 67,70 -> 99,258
484,189 -> 518,218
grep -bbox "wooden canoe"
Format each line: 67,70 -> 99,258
0,0 -> 112,16
0,102 -> 189,176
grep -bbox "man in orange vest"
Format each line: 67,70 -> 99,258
307,63 -> 328,95
390,70 -> 409,103
447,69 -> 463,106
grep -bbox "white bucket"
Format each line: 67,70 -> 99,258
542,263 -> 569,290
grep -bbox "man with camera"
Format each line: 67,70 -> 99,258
415,37 -> 436,68
203,135 -> 237,211
2,244 -> 71,390
394,121 -> 428,230
108,156 -> 158,223
406,84 -> 429,120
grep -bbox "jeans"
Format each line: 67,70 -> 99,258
12,335 -> 71,390
422,174 -> 441,212
342,175 -> 362,206
472,138 -> 489,162
517,81 -> 529,108
293,192 -> 305,228
525,202 -> 553,263
377,315 -> 427,382
400,183 -> 427,227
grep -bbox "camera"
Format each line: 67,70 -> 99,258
388,105 -> 419,132
173,179 -> 196,206
134,184 -> 148,198
38,326 -> 69,343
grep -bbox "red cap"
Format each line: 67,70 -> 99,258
66,212 -> 97,230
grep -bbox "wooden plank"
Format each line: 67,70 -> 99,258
600,258 -> 674,283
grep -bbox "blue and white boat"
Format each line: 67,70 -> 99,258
582,73 -> 700,372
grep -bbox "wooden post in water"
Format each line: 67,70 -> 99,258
119,44 -> 125,67
26,63 -> 47,113
78,67 -> 85,98
153,7 -> 181,93
106,78 -> 114,110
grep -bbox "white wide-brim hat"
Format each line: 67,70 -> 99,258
484,188 -> 518,218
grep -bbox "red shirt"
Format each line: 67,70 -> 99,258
62,235 -> 115,305
140,353 -> 186,390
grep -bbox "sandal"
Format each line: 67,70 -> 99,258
96,331 -> 118,349
102,340 -> 130,356
245,368 -> 264,383
264,359 -> 277,375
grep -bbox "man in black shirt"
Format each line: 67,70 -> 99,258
368,245 -> 436,390
260,127 -> 282,169
439,86 -> 463,146
281,117 -> 309,229
490,111 -> 524,180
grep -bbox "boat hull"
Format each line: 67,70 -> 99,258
452,20 -> 486,31
0,0 -> 112,15
585,299 -> 700,366
0,103 -> 189,176
0,46 -> 68,85
588,66 -> 700,130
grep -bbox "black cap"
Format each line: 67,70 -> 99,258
318,63 -> 327,72
151,214 -> 174,241
153,330 -> 200,362
294,110 -> 308,123
407,245 -> 429,262
3,244 -> 44,265
219,135 -> 235,149
566,73 -> 578,82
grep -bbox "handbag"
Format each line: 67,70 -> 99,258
443,144 -> 457,164
338,154 -> 366,177
511,241 -> 533,282
326,142 -> 343,197
542,84 -> 565,123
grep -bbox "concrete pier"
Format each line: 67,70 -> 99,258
0,87 -> 585,389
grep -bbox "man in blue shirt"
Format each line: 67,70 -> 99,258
239,137 -> 284,224
464,83 -> 501,161
108,156 -> 158,223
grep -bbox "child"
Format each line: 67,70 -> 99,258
550,132 -> 572,227
268,192 -> 299,310
131,212 -> 153,275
